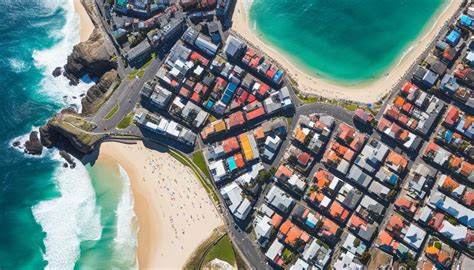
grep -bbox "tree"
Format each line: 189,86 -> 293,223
359,251 -> 371,265
255,167 -> 276,184
353,238 -> 361,247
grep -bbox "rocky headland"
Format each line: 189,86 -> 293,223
17,0 -> 119,160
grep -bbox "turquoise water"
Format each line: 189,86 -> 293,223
249,0 -> 445,82
0,1 -> 135,269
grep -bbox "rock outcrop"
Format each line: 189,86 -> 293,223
81,69 -> 119,115
52,67 -> 62,77
63,28 -> 116,85
59,150 -> 76,169
24,131 -> 43,155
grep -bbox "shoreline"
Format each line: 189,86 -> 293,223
96,141 -> 223,269
231,0 -> 463,103
73,0 -> 94,42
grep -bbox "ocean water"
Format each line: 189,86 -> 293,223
249,0 -> 445,82
0,1 -> 136,269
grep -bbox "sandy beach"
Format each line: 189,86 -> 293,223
74,0 -> 94,42
231,0 -> 463,103
97,141 -> 223,269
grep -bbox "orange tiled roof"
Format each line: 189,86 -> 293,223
442,175 -> 459,190
271,214 -> 283,227
279,219 -> 293,235
464,191 -> 474,207
223,137 -> 239,153
276,165 -> 294,179
234,153 -> 245,168
329,201 -> 349,221
294,128 -> 306,142
285,226 -> 303,244
253,127 -> 265,140
378,230 -> 393,247
322,219 -> 339,235
315,170 -> 331,188
395,197 -> 413,209
239,134 -> 254,161
460,162 -> 473,177
350,215 -> 367,229
387,215 -> 405,232
394,96 -> 405,107
438,251 -> 450,264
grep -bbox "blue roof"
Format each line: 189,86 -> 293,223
273,70 -> 284,83
206,100 -> 214,109
305,219 -> 316,228
388,175 -> 399,186
446,30 -> 461,46
445,130 -> 453,143
221,83 -> 237,104
460,15 -> 473,27
227,157 -> 237,171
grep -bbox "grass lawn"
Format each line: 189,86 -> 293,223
286,116 -> 293,127
117,113 -> 133,129
343,103 -> 359,111
297,94 -> 318,104
202,235 -> 236,266
192,151 -> 211,180
104,104 -> 120,120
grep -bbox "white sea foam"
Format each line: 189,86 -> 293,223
32,151 -> 102,270
29,1 -> 102,269
113,165 -> 138,269
32,0 -> 94,113
8,57 -> 30,73
8,126 -> 48,158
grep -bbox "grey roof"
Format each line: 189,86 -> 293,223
358,195 -> 384,217
265,185 -> 294,214
348,165 -> 372,188
368,181 -> 390,200
126,39 -> 151,60
224,35 -> 246,58
182,27 -> 199,45
340,189 -> 363,210
423,70 -> 439,86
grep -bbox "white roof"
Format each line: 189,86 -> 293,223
165,121 -> 180,137
290,258 -> 309,270
220,182 -> 251,220
209,160 -> 226,182
334,251 -> 363,270
403,224 -> 426,250
288,174 -> 306,191
302,240 -> 321,261
321,196 -> 332,208
255,215 -> 272,240
265,239 -> 284,260
439,220 -> 467,242
341,233 -> 359,255
145,122 -> 158,130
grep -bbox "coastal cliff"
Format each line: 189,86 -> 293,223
63,28 -> 117,85
20,0 -> 117,157
81,69 -> 119,115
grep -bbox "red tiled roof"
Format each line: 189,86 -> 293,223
444,106 -> 460,126
246,107 -> 265,120
297,152 -> 311,166
227,111 -> 245,128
